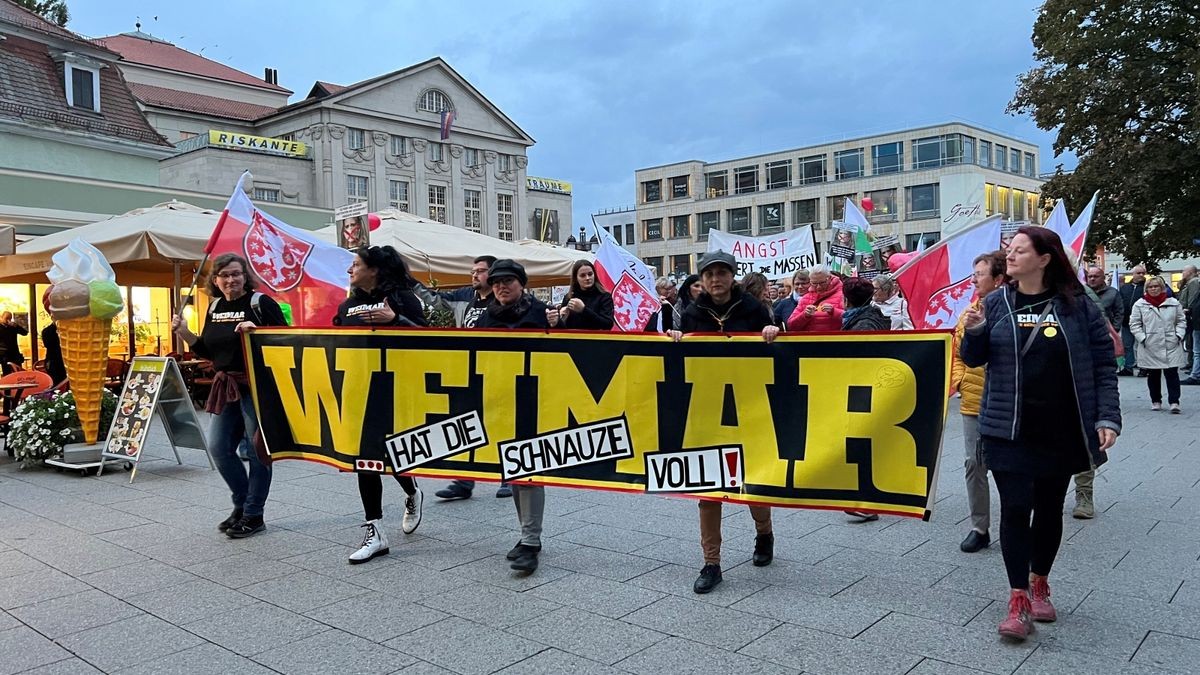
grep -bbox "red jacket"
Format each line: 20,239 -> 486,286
787,275 -> 845,331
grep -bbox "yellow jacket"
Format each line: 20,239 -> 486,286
952,299 -> 986,416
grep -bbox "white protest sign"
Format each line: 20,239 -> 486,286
499,417 -> 633,480
708,226 -> 816,280
644,446 -> 743,493
384,411 -> 488,473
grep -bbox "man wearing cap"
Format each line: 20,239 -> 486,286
477,259 -> 551,574
668,250 -> 779,594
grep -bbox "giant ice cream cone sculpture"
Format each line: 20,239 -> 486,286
47,240 -> 124,445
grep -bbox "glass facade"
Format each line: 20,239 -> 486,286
913,134 -> 965,169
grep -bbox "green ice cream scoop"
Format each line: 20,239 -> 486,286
88,280 -> 123,319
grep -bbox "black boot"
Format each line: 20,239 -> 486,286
218,508 -> 243,533
753,533 -> 774,567
693,563 -> 722,594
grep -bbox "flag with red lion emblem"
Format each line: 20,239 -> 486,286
590,218 -> 661,332
206,172 -> 353,326
892,214 -> 1003,330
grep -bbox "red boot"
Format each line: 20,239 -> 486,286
998,589 -> 1034,641
1030,575 -> 1057,622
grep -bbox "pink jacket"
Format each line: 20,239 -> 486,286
787,275 -> 845,331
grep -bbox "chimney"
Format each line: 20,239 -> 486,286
263,67 -> 278,85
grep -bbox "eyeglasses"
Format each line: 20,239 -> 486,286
216,271 -> 244,279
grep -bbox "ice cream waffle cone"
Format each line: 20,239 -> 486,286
59,316 -> 113,445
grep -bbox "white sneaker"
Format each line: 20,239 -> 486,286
402,488 -> 423,534
348,519 -> 389,564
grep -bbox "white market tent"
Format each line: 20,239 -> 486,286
315,209 -> 592,287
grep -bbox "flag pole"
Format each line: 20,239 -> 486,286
891,214 -> 1004,279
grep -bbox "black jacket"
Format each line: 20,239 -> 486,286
334,286 -> 427,327
560,286 -> 614,330
1118,281 -> 1144,327
680,288 -> 771,333
41,323 -> 65,384
842,305 -> 889,331
478,294 -> 551,329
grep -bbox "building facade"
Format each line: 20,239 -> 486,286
631,123 -> 1045,277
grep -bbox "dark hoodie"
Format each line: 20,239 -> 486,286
560,286 -> 615,330
478,293 -> 551,329
842,305 -> 889,331
680,287 -> 771,333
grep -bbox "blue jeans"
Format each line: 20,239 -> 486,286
1121,325 -> 1137,370
210,389 -> 272,517
1191,329 -> 1200,379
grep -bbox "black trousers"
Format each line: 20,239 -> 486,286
992,470 -> 1072,589
1145,368 -> 1181,405
358,473 -> 417,521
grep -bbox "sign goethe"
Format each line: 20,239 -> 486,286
939,172 -> 986,237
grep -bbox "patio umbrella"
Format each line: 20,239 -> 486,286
315,209 -> 592,288
0,201 -> 215,286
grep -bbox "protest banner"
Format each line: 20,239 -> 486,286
707,227 -> 817,280
245,328 -> 952,518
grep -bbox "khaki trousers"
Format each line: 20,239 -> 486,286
698,500 -> 772,566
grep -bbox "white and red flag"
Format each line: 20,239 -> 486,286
893,214 -> 1003,330
590,218 -> 660,332
206,172 -> 353,326
1066,190 -> 1099,260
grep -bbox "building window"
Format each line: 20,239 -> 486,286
728,207 -> 750,234
906,184 -> 939,219
766,160 -> 791,189
906,232 -> 940,250
430,142 -> 445,162
625,223 -> 635,245
465,148 -> 480,166
828,194 -> 853,224
389,180 -> 409,212
791,198 -> 817,225
995,144 -> 1007,171
65,63 -> 100,111
429,185 -> 448,223
463,189 -> 482,233
252,187 -> 280,202
1010,149 -> 1021,174
670,255 -> 692,276
705,171 -> 727,198
346,175 -> 369,205
348,128 -> 366,150
872,142 -> 902,174
670,215 -> 690,238
419,89 -> 452,113
496,193 -> 514,240
985,183 -> 996,215
734,166 -> 758,194
670,175 -> 689,199
963,136 -> 976,165
533,208 -> 559,242
1027,192 -> 1040,223
913,135 -> 965,169
979,140 -> 992,167
760,203 -> 783,233
834,149 -> 864,180
389,135 -> 407,156
998,186 -> 1013,218
799,154 -> 826,184
865,188 -> 897,222
643,180 -> 662,203
698,211 -> 719,239
498,154 -> 513,172
644,218 -> 663,241
1024,153 -> 1036,177
643,257 -> 664,274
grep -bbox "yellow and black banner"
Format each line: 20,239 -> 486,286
245,329 -> 951,518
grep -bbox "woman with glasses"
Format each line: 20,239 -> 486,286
172,254 -> 288,539
1129,275 -> 1187,413
961,227 -> 1120,641
787,265 -> 843,332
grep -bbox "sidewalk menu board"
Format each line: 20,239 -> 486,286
103,357 -> 211,480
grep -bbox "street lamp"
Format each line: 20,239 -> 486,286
568,226 -> 597,252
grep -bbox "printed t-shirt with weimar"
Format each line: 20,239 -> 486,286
194,293 -> 288,372
334,287 -> 428,328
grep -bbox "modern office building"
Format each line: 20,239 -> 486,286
631,122 -> 1045,277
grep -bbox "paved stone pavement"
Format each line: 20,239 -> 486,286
0,378 -> 1196,674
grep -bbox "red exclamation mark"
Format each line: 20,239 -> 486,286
724,449 -> 740,488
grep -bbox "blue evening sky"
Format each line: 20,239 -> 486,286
69,1 -> 1068,224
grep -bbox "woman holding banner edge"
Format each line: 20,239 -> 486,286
669,250 -> 779,594
334,245 -> 428,564
961,227 -> 1120,642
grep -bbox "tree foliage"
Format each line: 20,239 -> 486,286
15,0 -> 69,27
1010,0 -> 1200,266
